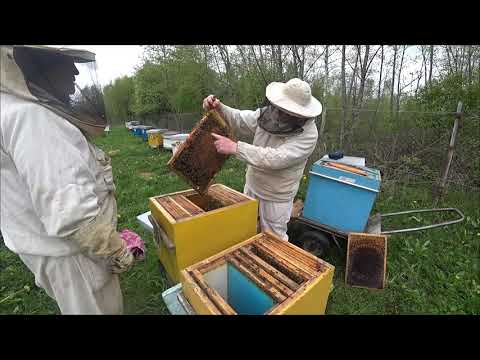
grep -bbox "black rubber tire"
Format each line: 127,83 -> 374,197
297,230 -> 331,258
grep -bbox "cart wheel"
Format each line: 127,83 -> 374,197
297,231 -> 331,258
287,219 -> 304,240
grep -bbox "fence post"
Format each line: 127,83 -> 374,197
433,101 -> 464,202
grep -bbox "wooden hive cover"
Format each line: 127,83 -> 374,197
153,184 -> 251,221
167,110 -> 233,195
345,233 -> 388,290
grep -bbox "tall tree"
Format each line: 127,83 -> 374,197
347,47 -> 360,106
429,45 -> 434,85
396,45 -> 406,113
390,45 -> 398,113
340,45 -> 346,148
324,45 -> 329,102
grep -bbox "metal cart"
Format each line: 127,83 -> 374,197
287,206 -> 465,257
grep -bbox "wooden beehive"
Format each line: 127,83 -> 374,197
345,233 -> 388,290
149,184 -> 258,283
167,110 -> 234,195
181,231 -> 335,315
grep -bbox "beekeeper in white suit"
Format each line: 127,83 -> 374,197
0,45 -> 135,314
203,78 -> 322,241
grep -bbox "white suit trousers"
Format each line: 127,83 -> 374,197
18,252 -> 123,315
244,185 -> 293,241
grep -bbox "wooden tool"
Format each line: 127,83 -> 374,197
325,162 -> 368,176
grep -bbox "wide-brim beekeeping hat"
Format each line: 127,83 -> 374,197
1,45 -> 107,137
266,78 -> 323,118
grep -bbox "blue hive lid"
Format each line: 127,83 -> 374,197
310,159 -> 381,192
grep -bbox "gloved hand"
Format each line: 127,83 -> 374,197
69,211 -> 136,274
108,244 -> 135,274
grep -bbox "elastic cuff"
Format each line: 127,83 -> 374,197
235,141 -> 247,162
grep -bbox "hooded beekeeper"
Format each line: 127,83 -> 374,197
0,45 -> 135,314
203,78 -> 322,241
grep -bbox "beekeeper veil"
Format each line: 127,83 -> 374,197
0,45 -> 107,137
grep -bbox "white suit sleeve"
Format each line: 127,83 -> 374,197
235,124 -> 319,170
218,103 -> 260,137
5,103 -> 99,238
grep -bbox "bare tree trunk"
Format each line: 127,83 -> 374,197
324,45 -> 329,102
347,47 -> 360,105
350,45 -> 369,133
291,45 -> 298,78
458,46 -> 466,82
415,56 -> 424,97
300,45 -> 306,80
249,45 -> 268,85
377,45 -> 384,100
372,46 -> 384,133
390,45 -> 397,113
421,46 -> 428,87
277,45 -> 283,80
357,45 -> 370,107
445,46 -> 454,74
429,45 -> 434,85
258,45 -> 265,67
341,45 -> 347,149
467,45 -> 473,84
270,45 -> 275,73
396,45 -> 406,113
217,45 -> 238,105
237,46 -> 262,87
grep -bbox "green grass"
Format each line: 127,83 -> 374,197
1,126 -> 479,315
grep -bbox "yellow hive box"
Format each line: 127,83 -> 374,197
149,184 -> 258,283
180,231 -> 335,315
147,129 -> 163,148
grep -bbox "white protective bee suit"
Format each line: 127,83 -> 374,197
0,46 -> 133,314
216,78 -> 322,240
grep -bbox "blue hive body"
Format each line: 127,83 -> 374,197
303,160 -> 381,233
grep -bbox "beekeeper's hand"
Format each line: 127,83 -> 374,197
203,95 -> 221,111
70,217 -> 136,274
108,243 -> 135,274
211,133 -> 237,155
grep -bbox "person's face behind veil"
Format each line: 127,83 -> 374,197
14,48 -> 80,105
35,56 -> 80,104
44,57 -> 79,103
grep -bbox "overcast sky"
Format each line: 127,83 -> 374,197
51,45 -> 430,95
53,45 -> 144,86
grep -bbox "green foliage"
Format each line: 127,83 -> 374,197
131,62 -> 170,116
234,66 -> 268,109
131,46 -> 219,117
104,76 -> 135,123
403,70 -> 480,128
